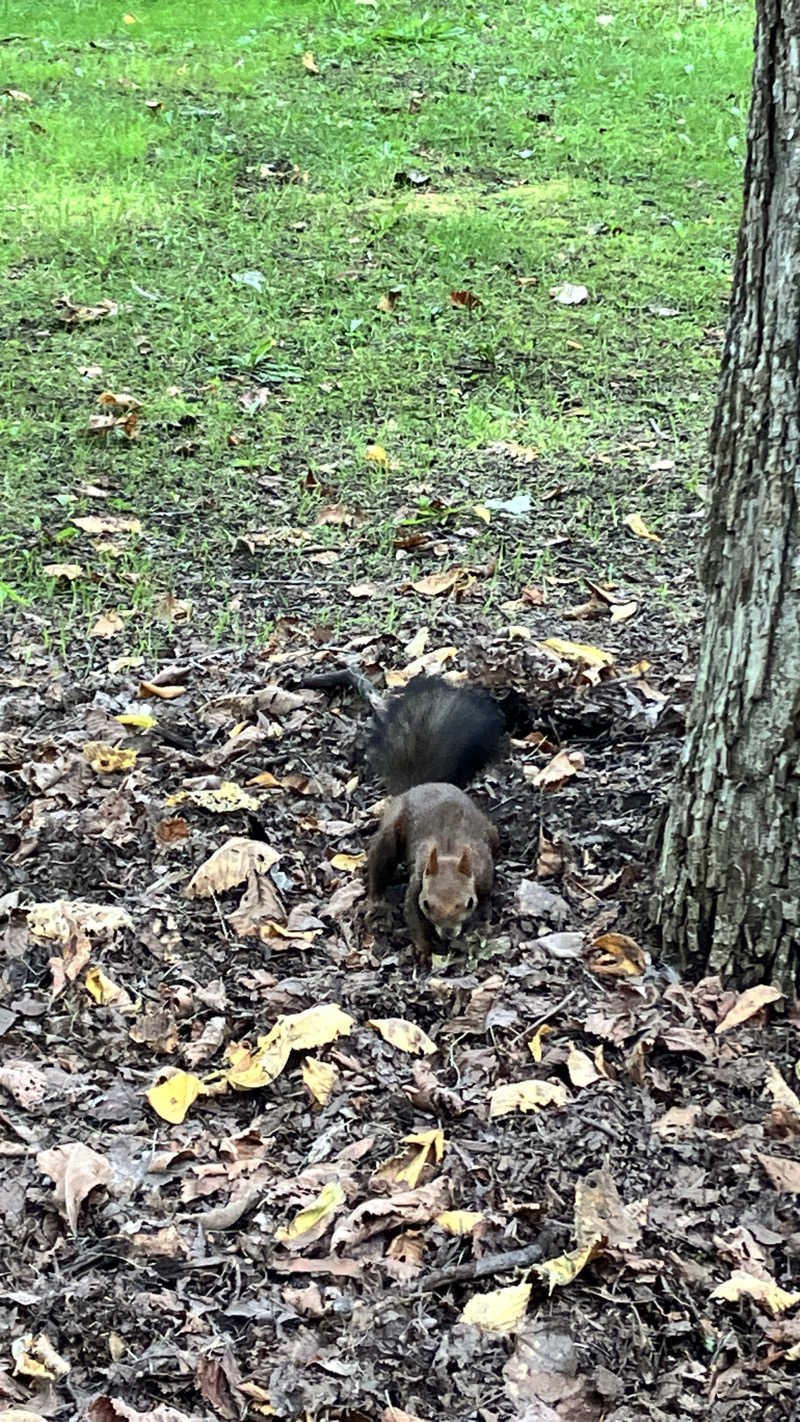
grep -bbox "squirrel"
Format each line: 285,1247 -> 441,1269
365,675 -> 504,959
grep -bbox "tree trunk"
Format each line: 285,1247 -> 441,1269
653,0 -> 800,988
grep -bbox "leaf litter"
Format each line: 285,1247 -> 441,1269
1,611 -> 799,1421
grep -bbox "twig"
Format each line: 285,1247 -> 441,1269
293,663 -> 386,713
401,1240 -> 543,1296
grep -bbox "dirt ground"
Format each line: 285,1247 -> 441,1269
2,472 -> 800,1422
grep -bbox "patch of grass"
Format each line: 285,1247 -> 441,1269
1,0 -> 751,650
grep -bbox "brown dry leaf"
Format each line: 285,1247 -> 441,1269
156,816 -> 190,844
138,681 -> 187,700
128,1224 -> 189,1259
82,742 -> 137,774
10,1332 -> 70,1381
90,611 -> 125,638
332,1178 -> 450,1250
460,1282 -> 531,1334
53,295 -> 118,324
757,1152 -> 800,1193
330,851 -> 367,871
525,747 -> 585,790
301,50 -> 320,73
369,1017 -> 437,1056
486,439 -> 539,465
711,1268 -> 800,1317
97,391 -> 141,410
87,1399 -> 199,1422
377,286 -> 402,313
716,984 -> 783,1033
574,1167 -> 642,1251
385,645 -> 459,688
411,566 -> 471,598
37,1141 -> 112,1235
449,289 -> 482,310
375,1129 -> 445,1188
765,1063 -> 800,1132
184,836 -> 280,898
653,1104 -> 702,1139
623,511 -> 662,541
489,1079 -> 570,1118
587,932 -> 646,978
383,1408 -> 427,1422
228,866 -> 287,939
0,1061 -> 49,1110
566,1042 -> 603,1088
302,1056 -> 339,1106
540,637 -> 615,679
43,562 -> 84,580
75,515 -> 141,537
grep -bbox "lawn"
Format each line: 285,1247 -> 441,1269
8,7 -> 799,1422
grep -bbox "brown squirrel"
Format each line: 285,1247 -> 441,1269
366,675 -> 503,958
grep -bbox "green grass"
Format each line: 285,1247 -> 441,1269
0,0 -> 752,650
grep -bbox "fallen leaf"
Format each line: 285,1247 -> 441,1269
535,1237 -> 601,1292
449,289 -> 482,310
184,837 -> 280,898
525,748 -> 585,790
97,391 -> 141,410
115,712 -> 157,730
85,966 -> 134,1009
757,1152 -> 800,1193
43,562 -> 83,580
74,514 -> 141,535
226,1003 -> 354,1091
716,984 -> 783,1033
276,1181 -> 345,1246
765,1063 -> 800,1132
147,1071 -> 205,1124
10,1333 -> 70,1381
301,50 -> 320,73
302,1056 -> 339,1106
436,1210 -> 485,1235
623,512 -> 662,542
489,1079 -> 570,1118
369,1018 -> 437,1056
37,1141 -> 112,1234
378,287 -> 402,313
586,933 -> 646,978
541,637 -> 615,676
83,742 -> 137,774
365,443 -> 390,466
460,1282 -> 531,1334
549,282 -> 589,305
528,1024 -> 552,1061
566,1043 -> 603,1088
711,1268 -> 800,1317
330,851 -> 367,871
90,611 -> 125,638
486,440 -> 539,465
173,783 -> 261,816
53,296 -> 118,324
411,566 -> 471,597
375,1129 -> 445,1189
138,681 -> 187,700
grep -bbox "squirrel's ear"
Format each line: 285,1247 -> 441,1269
427,846 -> 439,874
457,848 -> 472,875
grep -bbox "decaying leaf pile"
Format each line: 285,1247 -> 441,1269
1,619 -> 799,1422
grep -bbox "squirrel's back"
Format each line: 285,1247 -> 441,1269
368,674 -> 503,794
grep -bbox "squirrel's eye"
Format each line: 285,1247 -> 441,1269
421,898 -> 431,913
466,896 -> 476,911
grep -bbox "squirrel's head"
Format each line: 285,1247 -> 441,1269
419,845 -> 477,940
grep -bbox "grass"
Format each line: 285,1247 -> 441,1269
0,0 -> 753,653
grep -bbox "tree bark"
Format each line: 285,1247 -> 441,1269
653,0 -> 800,988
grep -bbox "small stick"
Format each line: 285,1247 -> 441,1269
401,1239 -> 543,1295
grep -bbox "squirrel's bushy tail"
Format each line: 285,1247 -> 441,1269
368,674 -> 503,794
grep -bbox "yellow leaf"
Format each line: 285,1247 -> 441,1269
138,681 -> 187,699
283,1002 -> 355,1051
85,966 -> 133,1009
122,13 -> 137,22
247,770 -> 283,788
115,713 -> 157,730
472,504 -> 491,524
302,1056 -> 339,1106
365,443 -> 389,465
623,511 -> 662,542
489,1079 -> 570,1118
182,783 -> 261,814
147,1071 -> 204,1124
275,1181 -> 344,1245
716,984 -> 783,1033
82,742 -> 137,773
331,851 -> 367,872
184,836 -> 280,898
535,1237 -> 602,1292
587,932 -> 646,977
226,1004 -> 354,1091
459,1282 -> 531,1334
436,1210 -> 485,1235
301,50 -> 320,73
541,637 -> 615,670
711,1268 -> 800,1317
376,1128 -> 445,1188
528,1024 -> 552,1061
369,1017 -> 437,1056
44,562 -> 83,580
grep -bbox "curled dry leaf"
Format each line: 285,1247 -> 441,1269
534,1237 -> 602,1293
490,1079 -> 570,1118
184,837 -> 279,898
11,1332 -> 70,1381
764,1063 -> 800,1132
411,567 -> 472,598
710,1268 -> 800,1317
716,984 -> 783,1033
623,511 -> 662,542
83,742 -> 137,774
375,1129 -> 445,1189
226,1003 -> 355,1091
275,1181 -> 345,1247
138,681 -> 186,700
85,966 -> 134,1010
53,295 -> 118,324
449,289 -> 482,310
586,933 -> 647,978
331,851 -> 367,872
460,1282 -> 531,1334
525,748 -> 585,790
302,1055 -> 339,1106
540,637 -> 615,680
37,1141 -> 112,1235
436,1209 -> 485,1235
90,611 -> 125,638
369,1017 -> 437,1056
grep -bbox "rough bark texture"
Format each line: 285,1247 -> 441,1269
653,0 -> 800,987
